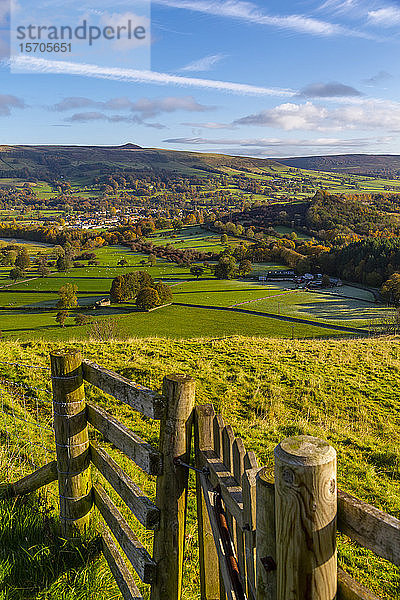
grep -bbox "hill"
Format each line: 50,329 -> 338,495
0,144 -> 280,181
0,337 -> 399,599
279,154 -> 400,177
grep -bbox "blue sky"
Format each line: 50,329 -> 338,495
1,0 -> 400,157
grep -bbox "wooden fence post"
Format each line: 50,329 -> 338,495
50,349 -> 92,540
274,435 -> 337,600
151,374 -> 195,600
195,404 -> 220,600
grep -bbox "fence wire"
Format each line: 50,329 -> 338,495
0,362 -> 55,478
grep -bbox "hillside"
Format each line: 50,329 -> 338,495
0,144 -> 280,181
279,154 -> 400,177
0,337 -> 399,599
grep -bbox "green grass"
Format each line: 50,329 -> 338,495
0,337 -> 398,599
0,229 -> 390,339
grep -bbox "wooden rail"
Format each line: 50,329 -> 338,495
91,443 -> 160,530
94,483 -> 157,584
101,526 -> 144,600
82,359 -> 165,420
0,460 -> 58,499
338,490 -> 400,567
87,401 -> 163,476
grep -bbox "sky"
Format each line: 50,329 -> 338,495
1,0 -> 400,157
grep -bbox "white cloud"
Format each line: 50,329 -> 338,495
163,133 -> 393,158
10,56 -> 296,97
163,135 -> 385,148
181,121 -> 235,129
154,0 -> 368,37
368,7 -> 400,26
181,54 -> 226,72
234,99 -> 400,132
319,0 -> 359,13
66,111 -> 166,128
235,102 -> 330,130
53,95 -> 214,117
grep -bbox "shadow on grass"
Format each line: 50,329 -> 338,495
0,493 -> 101,599
295,299 -> 388,322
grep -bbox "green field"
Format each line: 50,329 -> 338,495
0,337 -> 399,599
0,227 -> 391,340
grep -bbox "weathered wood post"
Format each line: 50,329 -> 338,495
274,435 -> 337,600
51,349 -> 92,539
151,374 -> 195,600
195,404 -> 220,600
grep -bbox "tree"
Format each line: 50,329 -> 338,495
15,248 -> 30,270
190,266 -> 205,279
118,258 -> 128,267
136,287 -> 160,310
57,255 -> 72,272
57,283 -> 78,309
221,234 -> 228,245
153,282 -> 172,305
110,271 -> 155,303
10,266 -> 24,282
246,228 -> 255,238
214,256 -> 237,280
148,254 -> 157,267
3,250 -> 16,267
382,273 -> 400,306
172,219 -> 183,231
38,264 -> 51,277
54,245 -> 65,258
239,260 -> 252,277
56,311 -> 69,328
110,276 -> 125,303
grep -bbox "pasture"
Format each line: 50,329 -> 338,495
0,227 -> 391,340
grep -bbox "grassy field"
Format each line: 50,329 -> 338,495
0,337 -> 398,599
0,227 -> 391,340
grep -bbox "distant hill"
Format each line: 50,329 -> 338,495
278,154 -> 400,177
0,144 -> 281,181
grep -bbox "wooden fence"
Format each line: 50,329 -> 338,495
0,348 -> 399,600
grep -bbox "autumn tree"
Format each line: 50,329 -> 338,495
382,273 -> 400,306
190,266 -> 205,279
15,248 -> 30,270
57,283 -> 78,309
57,255 -> 72,272
56,311 -> 69,328
239,260 -> 252,277
148,254 -> 156,266
136,287 -> 160,310
214,255 -> 237,280
10,266 -> 24,282
153,281 -> 172,305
